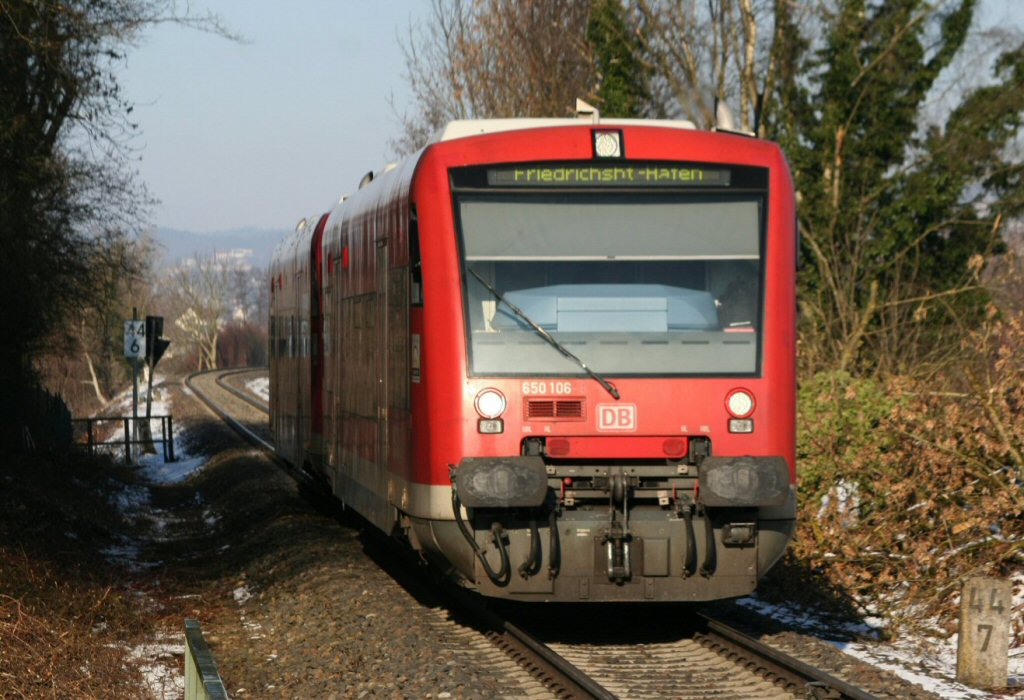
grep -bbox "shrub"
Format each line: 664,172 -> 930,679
793,318 -> 1024,635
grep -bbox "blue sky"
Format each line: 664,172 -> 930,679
120,1 -> 427,233
121,1 -> 1022,234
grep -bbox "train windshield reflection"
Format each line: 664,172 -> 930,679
457,193 -> 765,376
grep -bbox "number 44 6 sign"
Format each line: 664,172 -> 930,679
124,320 -> 146,359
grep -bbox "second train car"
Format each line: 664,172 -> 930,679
270,113 -> 797,602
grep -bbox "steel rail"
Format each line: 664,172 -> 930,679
697,613 -> 879,700
184,369 -> 875,700
186,368 -> 613,697
435,592 -> 618,700
185,369 -> 273,452
213,367 -> 269,414
489,621 -> 618,700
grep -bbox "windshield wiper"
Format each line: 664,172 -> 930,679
469,268 -> 620,400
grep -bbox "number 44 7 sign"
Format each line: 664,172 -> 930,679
124,320 -> 146,359
957,577 -> 1011,689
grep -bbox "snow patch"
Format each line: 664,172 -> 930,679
137,450 -> 207,484
819,478 -> 861,528
100,538 -> 158,573
233,585 -> 252,605
737,592 -> 1024,698
246,376 -> 269,402
128,635 -> 185,700
96,376 -> 211,484
101,375 -> 214,570
115,484 -> 151,511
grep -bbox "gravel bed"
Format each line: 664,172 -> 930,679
168,377 -> 550,699
218,368 -> 268,402
701,601 -> 945,699
142,376 -> 950,698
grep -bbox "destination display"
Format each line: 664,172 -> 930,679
487,165 -> 732,187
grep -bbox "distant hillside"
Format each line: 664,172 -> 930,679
148,226 -> 284,270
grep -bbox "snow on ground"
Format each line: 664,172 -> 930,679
246,376 -> 269,402
94,376 -> 208,484
97,376 -> 213,699
737,585 -> 1024,698
126,635 -> 186,700
233,584 -> 253,605
137,449 -> 207,484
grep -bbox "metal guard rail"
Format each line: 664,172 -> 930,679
72,415 -> 175,464
185,618 -> 229,700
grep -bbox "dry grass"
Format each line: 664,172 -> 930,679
0,450 -> 156,698
0,563 -> 145,698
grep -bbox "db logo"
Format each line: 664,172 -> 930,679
597,404 -> 637,431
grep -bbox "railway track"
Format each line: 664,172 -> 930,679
185,368 -> 880,700
185,368 -> 271,450
474,603 -> 879,700
213,367 -> 270,414
515,607 -> 882,699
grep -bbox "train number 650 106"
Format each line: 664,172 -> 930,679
521,381 -> 574,395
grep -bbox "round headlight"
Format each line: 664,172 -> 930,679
725,389 -> 755,418
593,131 -> 621,158
474,389 -> 507,419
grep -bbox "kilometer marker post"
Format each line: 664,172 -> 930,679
132,307 -> 139,462
957,576 -> 1011,689
123,308 -> 146,463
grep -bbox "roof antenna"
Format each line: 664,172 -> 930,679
575,98 -> 600,123
713,95 -> 755,137
358,170 -> 374,189
753,91 -> 764,135
714,98 -> 737,131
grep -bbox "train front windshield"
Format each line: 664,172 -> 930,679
457,192 -> 764,377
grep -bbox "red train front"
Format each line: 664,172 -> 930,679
270,117 -> 796,602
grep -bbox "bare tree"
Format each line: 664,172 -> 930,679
168,254 -> 230,370
247,265 -> 270,328
0,1 -> 236,445
394,0 -> 597,154
74,233 -> 155,404
226,263 -> 270,326
636,0 -> 794,131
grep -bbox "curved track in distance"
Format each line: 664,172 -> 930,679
185,368 -> 272,451
214,367 -> 270,414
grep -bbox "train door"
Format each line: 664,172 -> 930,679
371,239 -> 395,532
376,240 -> 389,465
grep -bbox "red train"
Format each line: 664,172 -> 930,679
270,116 -> 796,601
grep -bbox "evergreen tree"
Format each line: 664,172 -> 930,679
766,0 -> 1024,374
587,0 -> 649,117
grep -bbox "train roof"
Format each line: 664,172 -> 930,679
431,116 -> 698,144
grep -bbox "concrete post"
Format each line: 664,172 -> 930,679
957,576 -> 1010,690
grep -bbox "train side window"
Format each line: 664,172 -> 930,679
410,205 -> 423,306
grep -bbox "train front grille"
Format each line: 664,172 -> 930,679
525,398 -> 584,420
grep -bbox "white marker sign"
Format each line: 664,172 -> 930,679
124,320 -> 146,359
